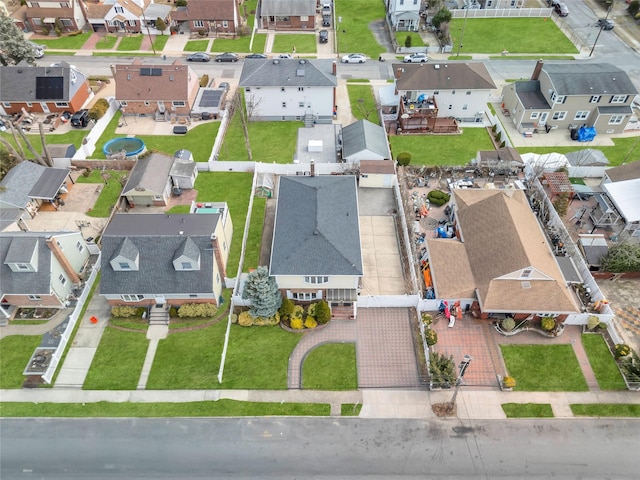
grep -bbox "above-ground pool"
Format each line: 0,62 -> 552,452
103,137 -> 146,157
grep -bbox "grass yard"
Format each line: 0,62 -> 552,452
151,35 -> 170,52
302,344 -> 358,390
449,18 -> 578,54
75,169 -> 129,218
82,328 -> 148,390
395,32 -> 428,47
146,323 -> 302,390
272,34 -> 317,54
0,129 -> 88,162
244,196 -> 266,272
94,34 -> 118,50
32,33 -> 91,49
347,84 -> 380,124
184,40 -> 210,52
521,137 -> 640,167
213,34 -> 267,54
0,336 -> 42,389
341,403 -> 363,416
336,0 -> 386,58
581,335 -> 627,391
502,403 -> 554,418
570,404 -> 640,417
501,344 -> 588,392
0,400 -> 330,417
116,35 -> 144,51
389,127 -> 494,165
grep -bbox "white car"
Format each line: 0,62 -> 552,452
403,53 -> 428,63
341,53 -> 367,64
28,41 -> 45,59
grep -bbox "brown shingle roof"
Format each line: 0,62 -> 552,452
85,4 -> 113,18
605,161 -> 640,182
360,160 -> 396,174
176,0 -> 237,21
114,60 -> 196,102
395,62 -> 496,92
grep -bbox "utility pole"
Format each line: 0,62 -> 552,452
449,355 -> 472,408
589,5 -> 612,57
456,8 -> 469,58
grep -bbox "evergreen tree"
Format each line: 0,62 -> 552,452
242,266 -> 282,318
0,16 -> 37,66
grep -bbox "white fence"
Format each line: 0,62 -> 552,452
72,98 -> 120,161
41,254 -> 102,384
486,106 -> 514,148
451,8 -> 552,18
209,106 -> 231,162
393,181 -> 420,293
567,165 -> 608,179
358,295 -> 420,308
206,160 -> 357,175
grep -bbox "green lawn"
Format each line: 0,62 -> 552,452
581,335 -> 627,391
520,137 -> 640,167
184,40 -> 210,52
151,35 -> 170,52
570,404 -> 640,417
245,196 -> 266,271
32,33 -> 91,49
0,400 -> 330,417
82,328 -> 148,390
213,34 -> 267,54
0,129 -> 88,162
347,84 -> 380,124
75,169 -> 129,218
341,403 -> 363,416
502,403 -> 554,418
449,18 -> 578,54
146,323 -> 301,389
302,344 -> 358,390
389,127 -> 494,165
336,0 -> 386,58
395,32 -> 428,47
94,34 -> 118,50
116,35 -> 144,51
501,344 -> 589,392
272,34 -> 317,54
0,336 -> 42,388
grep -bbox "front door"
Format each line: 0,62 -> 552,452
155,295 -> 166,307
538,112 -> 549,126
40,103 -> 50,114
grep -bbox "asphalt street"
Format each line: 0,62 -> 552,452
1,418 -> 638,479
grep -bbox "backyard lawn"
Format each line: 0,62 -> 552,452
75,169 -> 129,218
244,197 -> 266,272
501,344 -> 589,391
389,127 -> 494,165
581,334 -> 627,390
449,18 -> 578,54
82,327 -> 148,390
272,34 -> 317,54
347,84 -> 380,124
395,32 -> 427,47
336,0 -> 386,58
302,344 -> 358,390
146,323 -> 302,389
0,336 -> 42,389
0,129 -> 88,162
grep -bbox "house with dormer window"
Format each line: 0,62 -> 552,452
100,211 -> 233,309
170,0 -> 240,36
25,0 -> 86,34
501,62 -> 638,135
385,0 -> 421,32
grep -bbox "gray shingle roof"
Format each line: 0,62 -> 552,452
100,214 -> 221,296
0,161 -> 45,209
342,119 -> 390,160
239,59 -> 337,88
0,63 -> 87,102
261,0 -> 315,16
29,167 -> 70,200
121,153 -> 175,196
543,63 -> 637,96
514,80 -> 550,109
270,176 -> 363,276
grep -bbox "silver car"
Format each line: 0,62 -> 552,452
341,53 -> 367,64
403,52 -> 428,63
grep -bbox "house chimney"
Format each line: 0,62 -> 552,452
396,67 -> 403,79
531,60 -> 544,81
332,61 -> 337,76
310,159 -> 316,177
46,236 -> 81,285
109,64 -> 117,77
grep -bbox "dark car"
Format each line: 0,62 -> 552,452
245,53 -> 267,59
319,30 -> 329,43
322,15 -> 331,27
554,2 -> 568,16
215,52 -> 239,62
186,52 -> 210,62
596,18 -> 614,30
70,109 -> 89,128
218,82 -> 230,92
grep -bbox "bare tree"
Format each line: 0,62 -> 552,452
245,93 -> 263,121
353,97 -> 380,124
38,122 -> 53,166
235,92 -> 252,161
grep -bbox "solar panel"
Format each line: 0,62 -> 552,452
199,90 -> 222,108
140,68 -> 162,76
35,76 -> 64,100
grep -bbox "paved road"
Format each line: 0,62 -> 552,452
1,418 -> 638,479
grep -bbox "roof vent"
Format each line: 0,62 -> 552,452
521,281 -> 531,289
434,64 -> 440,69
299,59 -> 306,64
313,230 -> 319,235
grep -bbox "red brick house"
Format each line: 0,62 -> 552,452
171,0 -> 241,36
260,0 -> 316,30
25,0 -> 87,34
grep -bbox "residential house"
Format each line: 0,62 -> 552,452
25,0 -> 86,34
260,0 -> 316,30
359,160 -> 396,188
592,162 -> 640,237
269,175 -> 363,319
100,212 -> 233,308
111,60 -> 200,117
0,231 -> 90,319
501,62 -> 638,135
120,153 -> 175,207
425,189 -> 580,320
86,0 -> 170,34
601,160 -> 640,185
239,58 -> 337,123
342,119 -> 391,163
0,161 -> 73,231
385,0 -> 421,32
0,62 -> 92,116
392,62 -> 495,133
171,0 -> 240,36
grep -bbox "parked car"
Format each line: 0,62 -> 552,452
245,53 -> 267,59
319,30 -> 329,44
70,109 -> 89,128
322,15 -> 331,27
341,53 -> 367,64
186,52 -> 210,62
28,42 -> 45,59
554,2 -> 569,16
596,18 -> 614,30
218,82 -> 230,92
403,52 -> 428,63
277,53 -> 294,59
322,2 -> 331,15
214,52 -> 239,62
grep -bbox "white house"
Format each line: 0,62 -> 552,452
239,58 -> 338,123
385,0 -> 421,31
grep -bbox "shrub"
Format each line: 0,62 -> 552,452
252,312 -> 280,326
427,190 -> 450,207
88,98 -> 109,121
198,30 -> 206,36
587,315 -> 600,331
541,317 -> 556,331
502,376 -> 516,388
501,317 -> 516,332
615,344 -> 631,359
291,304 -> 304,321
177,303 -> 217,318
199,75 -> 209,88
169,307 -> 178,318
314,300 -> 331,324
629,1 -> 639,16
304,317 -> 317,329
431,7 -> 452,29
176,0 -> 187,6
81,168 -> 92,177
404,35 -> 412,48
598,322 -> 608,330
429,351 -> 456,387
290,317 -> 304,330
421,313 -> 433,326
230,313 -> 238,324
111,305 -> 138,317
306,302 -> 317,318
238,311 -> 253,327
499,141 -> 506,148
397,151 -> 412,166
279,298 -> 295,319
491,124 -> 497,133
424,328 -> 438,346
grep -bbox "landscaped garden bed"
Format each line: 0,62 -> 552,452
13,308 -> 59,320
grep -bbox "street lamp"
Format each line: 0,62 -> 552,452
589,5 -> 612,57
449,354 -> 472,408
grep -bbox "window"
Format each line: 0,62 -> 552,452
466,91 -> 471,95
610,95 -> 628,104
520,269 -> 532,279
246,87 -> 251,92
222,21 -> 228,28
414,0 -> 418,4
550,91 -> 565,104
118,262 -> 131,270
17,264 -> 30,270
400,0 -> 404,4
194,20 -> 204,28
293,292 -> 317,301
298,87 -> 304,92
2,102 -> 10,108
181,262 -> 192,270
299,101 -> 304,108
121,295 -> 144,302
120,101 -> 128,107
281,87 -> 285,92
552,111 -> 567,121
530,112 -> 539,120
60,2 -> 70,7
304,276 -> 328,284
172,101 -> 186,107
609,115 -> 625,125
574,111 -> 589,120
28,295 -> 41,301
55,102 -> 69,108
26,102 -> 32,107
462,104 -> 468,110
590,95 -> 601,103
61,19 -> 73,27
451,90 -> 456,95
32,18 -> 42,26
128,20 -> 136,27
59,274 -> 67,285
76,241 -> 84,253
115,6 -> 124,13
282,102 -> 287,108
433,91 -> 439,95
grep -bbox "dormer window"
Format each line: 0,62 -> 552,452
173,238 -> 201,271
520,269 -> 532,279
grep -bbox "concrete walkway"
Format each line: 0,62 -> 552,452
136,325 -> 168,390
0,308 -> 72,340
